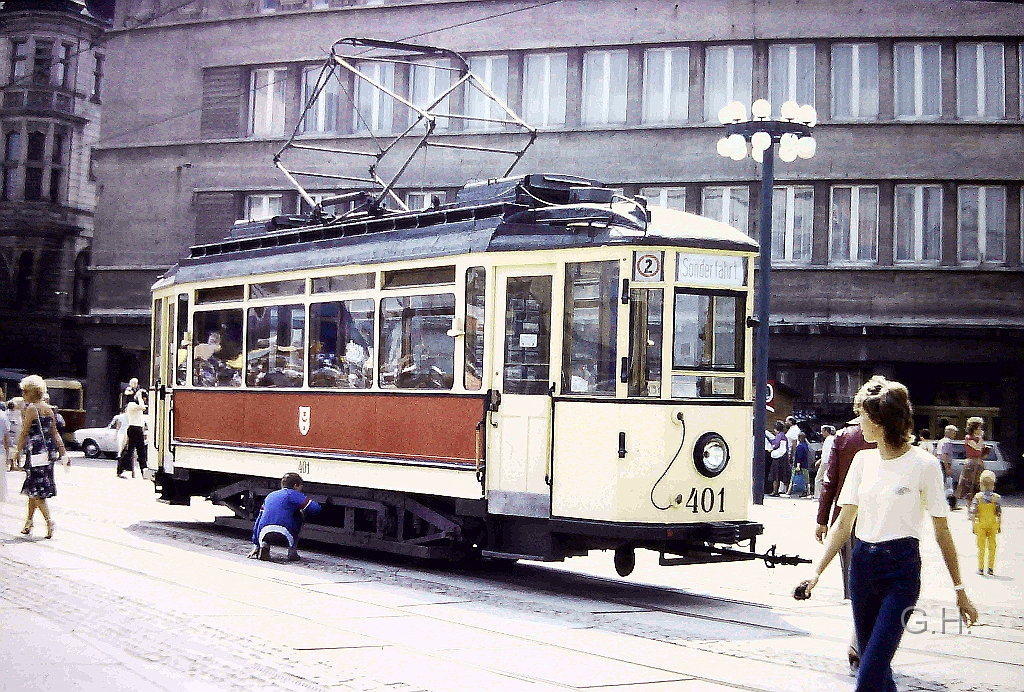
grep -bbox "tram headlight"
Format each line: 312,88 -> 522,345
693,432 -> 729,478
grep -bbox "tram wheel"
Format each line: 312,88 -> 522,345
614,546 -> 636,577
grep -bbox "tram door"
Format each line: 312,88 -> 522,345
486,267 -> 557,519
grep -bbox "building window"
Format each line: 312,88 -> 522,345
581,49 -> 628,126
33,39 -> 54,86
956,43 -> 1004,120
465,55 -> 509,131
771,186 -> 814,263
523,52 -> 567,127
249,67 -> 287,137
702,185 -> 750,236
830,186 -> 879,263
243,193 -> 283,221
2,131 -> 21,201
10,39 -> 29,81
639,186 -> 686,211
49,129 -> 65,203
768,44 -> 815,116
958,185 -> 1006,263
301,66 -> 343,134
642,47 -> 689,125
406,191 -> 445,210
24,130 -> 45,201
813,370 -> 863,403
15,251 -> 33,309
831,43 -> 879,119
894,184 -> 942,263
258,0 -> 278,13
352,60 -> 394,135
57,43 -> 73,88
704,45 -> 752,122
91,54 -> 104,100
409,59 -> 451,130
894,43 -> 942,119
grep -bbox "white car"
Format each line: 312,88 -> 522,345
74,416 -> 125,458
948,441 -> 1009,484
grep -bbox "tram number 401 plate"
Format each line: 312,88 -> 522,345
684,487 -> 726,513
297,459 -> 310,474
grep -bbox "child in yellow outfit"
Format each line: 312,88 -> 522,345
969,470 -> 1001,575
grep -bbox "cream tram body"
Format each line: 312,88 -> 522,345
147,176 -> 762,570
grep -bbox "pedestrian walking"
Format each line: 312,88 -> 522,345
936,425 -> 959,510
790,432 -> 810,497
969,470 -> 1001,576
0,402 -> 9,503
768,421 -> 789,496
813,425 -> 836,499
797,376 -> 978,692
916,429 -> 933,455
955,417 -> 987,506
117,399 -> 147,478
6,398 -> 23,471
13,375 -> 70,539
816,414 -> 876,675
247,473 -> 322,561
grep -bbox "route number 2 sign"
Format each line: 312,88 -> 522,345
633,251 -> 664,282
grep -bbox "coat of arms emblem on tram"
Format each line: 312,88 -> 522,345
298,406 -> 311,436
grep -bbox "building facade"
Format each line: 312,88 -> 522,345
91,0 -> 1024,481
0,0 -> 109,381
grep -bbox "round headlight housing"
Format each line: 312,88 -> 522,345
693,432 -> 730,478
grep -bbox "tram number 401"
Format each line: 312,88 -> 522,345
297,459 -> 310,474
683,487 -> 726,513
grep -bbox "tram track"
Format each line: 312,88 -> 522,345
4,493 -> 1022,692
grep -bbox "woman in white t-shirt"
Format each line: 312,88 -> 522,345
795,376 -> 978,692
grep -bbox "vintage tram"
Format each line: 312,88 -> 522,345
146,173 -> 808,576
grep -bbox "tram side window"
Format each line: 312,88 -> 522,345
309,299 -> 374,389
379,294 -> 455,390
175,293 -> 189,385
192,310 -> 243,387
246,305 -> 305,387
671,290 -> 744,398
562,262 -> 619,395
628,288 -> 663,397
464,267 -> 486,391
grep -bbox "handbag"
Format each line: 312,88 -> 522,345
25,406 -> 58,468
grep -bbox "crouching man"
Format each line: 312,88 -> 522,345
247,472 -> 321,561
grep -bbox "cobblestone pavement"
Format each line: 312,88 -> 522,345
1,456 -> 1022,692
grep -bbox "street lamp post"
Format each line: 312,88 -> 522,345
716,99 -> 817,505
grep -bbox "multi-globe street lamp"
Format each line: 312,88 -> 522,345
716,98 -> 817,504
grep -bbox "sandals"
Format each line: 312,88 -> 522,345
20,521 -> 32,535
45,521 -> 55,539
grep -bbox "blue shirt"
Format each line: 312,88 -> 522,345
252,488 -> 321,544
794,441 -> 810,469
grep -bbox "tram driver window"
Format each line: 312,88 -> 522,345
309,299 -> 374,389
671,290 -> 744,398
246,305 -> 305,387
628,288 -> 663,397
562,262 -> 619,395
379,294 -> 456,390
192,310 -> 243,387
464,267 -> 486,391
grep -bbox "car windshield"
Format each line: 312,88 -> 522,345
951,442 -> 998,461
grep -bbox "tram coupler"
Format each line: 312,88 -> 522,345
658,542 -> 810,568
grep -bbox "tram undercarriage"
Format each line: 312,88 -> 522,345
155,470 -> 800,574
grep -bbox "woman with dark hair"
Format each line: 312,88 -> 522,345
955,416 -> 987,505
796,375 -> 978,692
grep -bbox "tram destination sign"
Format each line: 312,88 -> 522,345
675,253 -> 746,288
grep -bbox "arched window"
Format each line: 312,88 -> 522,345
15,251 -> 34,308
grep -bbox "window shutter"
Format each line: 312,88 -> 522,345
194,192 -> 238,245
200,67 -> 244,140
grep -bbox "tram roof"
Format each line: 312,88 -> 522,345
158,185 -> 757,289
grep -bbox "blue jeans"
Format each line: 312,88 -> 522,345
849,537 -> 921,692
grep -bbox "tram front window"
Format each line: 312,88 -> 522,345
246,304 -> 305,387
562,261 -> 618,395
379,294 -> 456,390
192,309 -> 243,387
309,299 -> 374,388
671,289 -> 744,398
